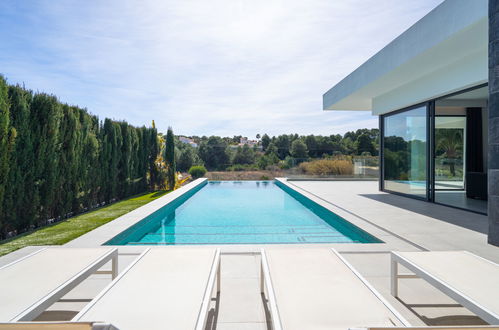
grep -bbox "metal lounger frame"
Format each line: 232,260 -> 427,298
391,251 -> 499,325
74,248 -> 221,330
260,248 -> 410,330
0,247 -> 118,322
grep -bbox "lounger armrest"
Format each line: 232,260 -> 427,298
260,249 -> 283,330
194,248 -> 221,330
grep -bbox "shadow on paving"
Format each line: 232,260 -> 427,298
396,298 -> 488,326
360,194 -> 488,235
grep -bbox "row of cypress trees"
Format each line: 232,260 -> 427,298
0,76 -> 161,239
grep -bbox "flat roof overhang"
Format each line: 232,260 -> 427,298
323,0 -> 488,116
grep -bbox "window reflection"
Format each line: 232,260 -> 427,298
383,106 -> 427,198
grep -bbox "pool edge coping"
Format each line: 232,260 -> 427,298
275,178 -> 395,245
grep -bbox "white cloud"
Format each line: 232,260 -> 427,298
0,0 -> 444,136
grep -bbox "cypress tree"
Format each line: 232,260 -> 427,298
4,86 -> 34,232
0,76 -> 11,233
31,94 -> 62,223
164,127 -> 175,190
148,127 -> 159,189
0,78 -> 161,238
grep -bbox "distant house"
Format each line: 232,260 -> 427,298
178,136 -> 198,148
239,137 -> 262,150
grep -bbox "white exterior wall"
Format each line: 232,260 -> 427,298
372,49 -> 488,115
323,0 -> 488,115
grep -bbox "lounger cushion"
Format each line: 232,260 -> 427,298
0,322 -> 111,330
266,248 -> 404,330
76,248 -> 217,330
0,248 -> 116,321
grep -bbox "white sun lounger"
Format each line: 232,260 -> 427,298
0,322 -> 118,329
73,247 -> 221,330
260,248 -> 410,330
0,247 -> 118,322
391,251 -> 499,325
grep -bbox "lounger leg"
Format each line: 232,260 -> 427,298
111,255 -> 118,280
217,259 -> 221,294
391,257 -> 398,297
260,262 -> 265,294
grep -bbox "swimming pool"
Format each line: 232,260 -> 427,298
106,181 -> 381,245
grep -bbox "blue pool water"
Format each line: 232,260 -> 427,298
106,181 -> 381,245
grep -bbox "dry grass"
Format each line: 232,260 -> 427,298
299,159 -> 353,176
206,170 -> 285,180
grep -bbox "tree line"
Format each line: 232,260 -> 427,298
175,129 -> 379,171
0,76 -> 160,239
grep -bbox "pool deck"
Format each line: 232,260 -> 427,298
1,179 -> 498,329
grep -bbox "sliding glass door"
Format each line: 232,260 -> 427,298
433,85 -> 488,214
380,84 -> 488,214
382,105 -> 427,199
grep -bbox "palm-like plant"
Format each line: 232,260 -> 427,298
436,129 -> 463,177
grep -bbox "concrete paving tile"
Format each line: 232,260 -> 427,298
221,254 -> 259,279
217,278 -> 266,323
214,322 -> 268,330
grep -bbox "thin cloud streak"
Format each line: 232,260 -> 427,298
0,0 -> 444,136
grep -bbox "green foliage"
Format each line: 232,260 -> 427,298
279,156 -> 295,169
355,133 -> 376,156
198,136 -> 230,170
0,76 -> 161,239
177,147 -> 194,171
0,77 -> 11,228
264,141 -> 278,156
274,135 -> 291,159
256,152 -> 279,170
233,144 -> 255,165
164,127 -> 176,189
169,131 -> 380,173
261,133 -> 270,151
188,165 -> 207,179
175,138 -> 203,172
436,128 -> 463,177
290,139 -> 308,159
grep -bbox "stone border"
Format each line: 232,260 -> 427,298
65,178 -> 208,247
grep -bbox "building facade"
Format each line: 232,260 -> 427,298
323,0 -> 498,245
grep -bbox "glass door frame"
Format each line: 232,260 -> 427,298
379,83 -> 488,214
380,101 -> 432,201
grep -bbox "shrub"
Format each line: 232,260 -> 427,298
188,165 -> 207,179
299,159 -> 353,176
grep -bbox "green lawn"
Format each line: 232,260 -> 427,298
0,190 -> 168,257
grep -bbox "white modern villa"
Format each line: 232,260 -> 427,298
324,0 -> 499,245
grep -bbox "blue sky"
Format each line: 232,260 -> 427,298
0,0 -> 443,137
